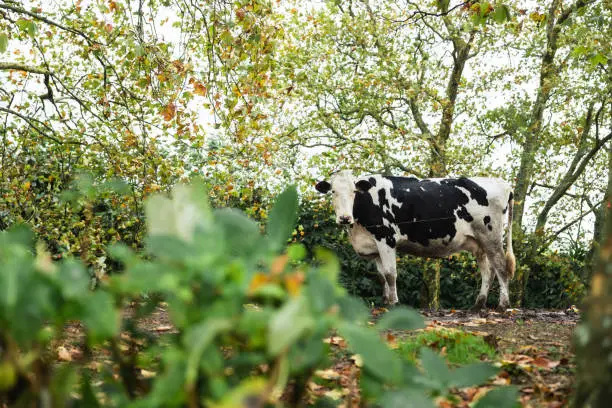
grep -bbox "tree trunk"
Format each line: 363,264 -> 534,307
512,0 -> 594,305
421,29 -> 475,310
572,145 -> 612,408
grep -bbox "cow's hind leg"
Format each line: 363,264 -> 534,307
375,244 -> 399,305
471,249 -> 493,312
486,246 -> 511,312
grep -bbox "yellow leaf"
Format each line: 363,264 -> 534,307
284,271 -> 305,297
270,254 -> 288,275
248,272 -> 270,294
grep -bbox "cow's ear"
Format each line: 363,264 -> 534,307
315,180 -> 331,194
355,180 -> 373,192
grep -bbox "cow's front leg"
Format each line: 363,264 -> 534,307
374,257 -> 391,304
375,244 -> 399,305
471,249 -> 493,312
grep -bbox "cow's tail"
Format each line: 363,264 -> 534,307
505,192 -> 516,279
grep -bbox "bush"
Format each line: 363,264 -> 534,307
0,181 -> 517,407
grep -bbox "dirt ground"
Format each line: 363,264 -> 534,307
419,308 -> 579,407
57,306 -> 579,407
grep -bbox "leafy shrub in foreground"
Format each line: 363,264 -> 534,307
0,181 -> 517,407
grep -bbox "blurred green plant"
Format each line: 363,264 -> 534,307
0,181 -> 517,407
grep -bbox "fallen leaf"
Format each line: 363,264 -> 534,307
532,356 -> 560,369
323,336 -> 347,349
386,333 -> 399,349
315,369 -> 341,380
350,354 -> 363,367
57,346 -> 72,361
492,375 -> 511,385
140,369 -> 156,378
323,389 -> 343,400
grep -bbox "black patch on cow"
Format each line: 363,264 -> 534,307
378,188 -> 390,209
355,179 -> 373,192
368,177 -> 377,187
440,177 -> 489,206
353,190 -> 396,247
352,176 -> 488,247
315,180 -> 331,194
483,215 -> 491,226
509,192 -> 513,202
487,225 -> 493,231
457,206 -> 474,222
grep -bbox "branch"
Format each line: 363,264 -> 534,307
0,3 -> 101,45
0,106 -> 63,144
542,199 -> 604,248
0,62 -> 49,75
389,1 -> 468,24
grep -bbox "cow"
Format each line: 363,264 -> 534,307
315,170 -> 515,311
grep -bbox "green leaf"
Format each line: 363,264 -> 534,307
26,21 -> 38,37
50,365 -> 78,407
590,53 -> 608,68
314,247 -> 340,283
266,186 -> 298,252
268,296 -> 314,356
184,318 -> 232,387
480,2 -> 490,19
306,273 -> 336,313
450,362 -> 498,388
145,183 -> 212,242
474,386 -> 520,408
379,389 -> 436,408
57,261 -> 89,299
81,373 -> 101,408
338,296 -> 368,323
436,0 -> 450,12
81,291 -> 119,344
493,5 -> 510,23
0,33 -> 8,53
339,322 -> 402,382
376,307 -> 424,331
287,243 -> 306,261
419,348 -> 449,387
214,208 -> 262,256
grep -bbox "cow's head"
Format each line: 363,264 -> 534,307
315,170 -> 373,225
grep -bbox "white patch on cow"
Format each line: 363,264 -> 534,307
347,223 -> 378,256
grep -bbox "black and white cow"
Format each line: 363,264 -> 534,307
315,170 -> 515,311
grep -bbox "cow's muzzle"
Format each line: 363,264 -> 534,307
338,215 -> 353,225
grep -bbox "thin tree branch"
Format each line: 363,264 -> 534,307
0,62 -> 49,75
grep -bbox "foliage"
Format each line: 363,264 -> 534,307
1,0 -> 609,308
0,183 -> 518,407
397,328 -> 497,366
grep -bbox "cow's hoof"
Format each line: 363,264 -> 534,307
470,297 -> 486,313
495,304 -> 510,314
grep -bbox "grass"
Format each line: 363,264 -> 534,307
396,328 -> 497,365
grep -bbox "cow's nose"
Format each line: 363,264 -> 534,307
339,215 -> 352,225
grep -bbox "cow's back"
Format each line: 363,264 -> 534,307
352,175 -> 511,256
